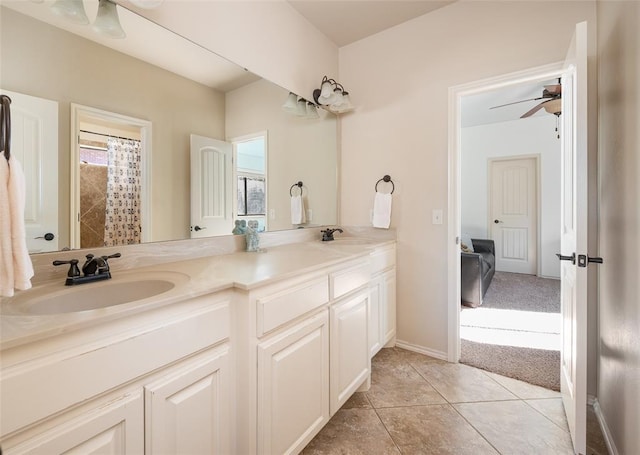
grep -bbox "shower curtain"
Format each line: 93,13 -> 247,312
104,137 -> 142,246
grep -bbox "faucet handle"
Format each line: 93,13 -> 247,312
53,259 -> 80,278
98,252 -> 121,274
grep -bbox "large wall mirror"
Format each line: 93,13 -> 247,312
0,1 -> 338,254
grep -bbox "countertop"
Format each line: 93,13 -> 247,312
0,237 -> 395,351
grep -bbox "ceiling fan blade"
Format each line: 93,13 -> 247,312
520,100 -> 551,118
490,96 -> 545,110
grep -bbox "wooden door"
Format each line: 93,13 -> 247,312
2,89 -> 58,253
190,134 -> 232,237
490,156 -> 537,274
559,21 -> 590,455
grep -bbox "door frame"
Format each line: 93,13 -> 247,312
487,154 -> 541,276
70,104 -> 152,249
447,62 -> 564,362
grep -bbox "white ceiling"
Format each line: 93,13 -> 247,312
461,78 -> 561,128
287,0 -> 455,47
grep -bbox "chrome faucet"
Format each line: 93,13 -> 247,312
53,252 -> 121,285
321,228 -> 343,241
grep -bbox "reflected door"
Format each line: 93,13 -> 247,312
190,135 -> 232,238
2,89 -> 58,253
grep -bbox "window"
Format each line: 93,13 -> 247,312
237,175 -> 265,215
234,134 -> 267,230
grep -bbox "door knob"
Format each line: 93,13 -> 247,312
556,253 -> 576,264
577,254 -> 604,267
192,225 -> 206,232
494,219 -> 503,224
35,233 -> 55,241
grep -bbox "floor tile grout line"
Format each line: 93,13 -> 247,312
449,401 -> 505,454
521,398 -> 571,434
368,400 -> 405,454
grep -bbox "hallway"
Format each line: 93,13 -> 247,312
303,347 -> 607,455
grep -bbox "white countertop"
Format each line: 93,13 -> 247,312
0,238 -> 394,350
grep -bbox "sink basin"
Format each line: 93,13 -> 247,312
2,272 -> 189,315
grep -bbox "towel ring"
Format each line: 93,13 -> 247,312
375,175 -> 394,194
289,181 -> 304,196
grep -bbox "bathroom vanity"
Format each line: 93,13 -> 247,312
0,234 -> 396,454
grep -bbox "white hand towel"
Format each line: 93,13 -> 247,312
290,194 -> 306,225
1,155 -> 34,297
372,192 -> 392,229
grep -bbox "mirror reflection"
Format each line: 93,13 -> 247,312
0,1 -> 338,253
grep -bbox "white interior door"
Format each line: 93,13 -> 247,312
490,157 -> 537,274
558,21 -> 589,455
2,89 -> 58,253
190,134 -> 232,238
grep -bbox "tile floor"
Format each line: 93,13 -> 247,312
302,347 -> 608,455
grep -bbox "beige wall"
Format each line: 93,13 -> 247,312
339,1 -> 597,356
132,1 -> 339,103
0,8 -> 226,247
596,1 -> 640,453
225,79 -> 338,231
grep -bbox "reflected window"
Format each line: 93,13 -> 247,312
234,134 -> 267,230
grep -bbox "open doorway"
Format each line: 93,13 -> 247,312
70,104 -> 151,249
449,64 -> 564,390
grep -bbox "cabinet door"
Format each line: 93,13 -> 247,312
330,291 -> 370,415
145,347 -> 230,455
382,269 -> 397,345
3,392 -> 143,455
257,311 -> 329,455
368,278 -> 383,357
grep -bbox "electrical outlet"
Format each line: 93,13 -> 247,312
432,209 -> 443,225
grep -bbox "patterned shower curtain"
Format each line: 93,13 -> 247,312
104,137 -> 142,246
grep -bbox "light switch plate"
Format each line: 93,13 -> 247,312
432,209 -> 443,225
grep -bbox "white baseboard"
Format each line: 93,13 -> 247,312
395,340 -> 448,361
593,397 -> 619,455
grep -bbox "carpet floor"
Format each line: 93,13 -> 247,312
460,271 -> 561,391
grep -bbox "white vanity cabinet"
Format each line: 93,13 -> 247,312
239,256 -> 374,455
144,345 -> 230,455
368,244 -> 397,357
329,289 -> 369,414
0,293 -> 232,455
2,391 -> 144,455
257,311 -> 330,455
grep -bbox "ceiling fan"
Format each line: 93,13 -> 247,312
490,79 -> 562,118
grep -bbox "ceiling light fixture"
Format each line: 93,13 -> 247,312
50,0 -> 90,25
312,76 -> 354,114
129,0 -> 164,8
93,0 -> 126,39
49,0 -> 127,39
282,93 -> 320,119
